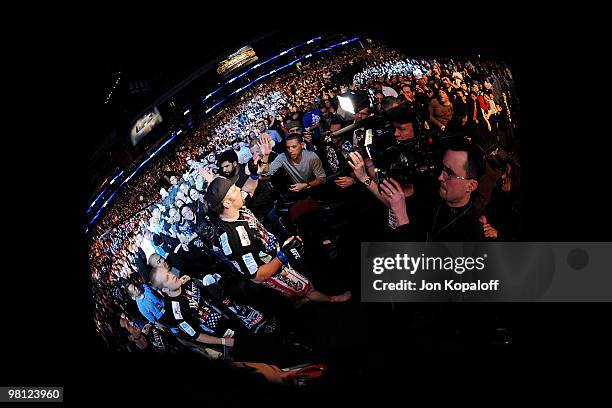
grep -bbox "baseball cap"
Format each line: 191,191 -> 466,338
203,177 -> 234,211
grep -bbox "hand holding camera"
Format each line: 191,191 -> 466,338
379,178 -> 411,226
380,178 -> 409,207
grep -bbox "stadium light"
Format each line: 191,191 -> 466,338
337,94 -> 355,114
109,170 -> 123,185
88,187 -> 109,212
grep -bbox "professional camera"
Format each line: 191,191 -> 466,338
373,131 -> 465,186
330,92 -> 462,185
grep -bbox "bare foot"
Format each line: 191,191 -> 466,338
330,291 -> 352,303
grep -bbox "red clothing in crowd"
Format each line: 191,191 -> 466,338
477,94 -> 490,111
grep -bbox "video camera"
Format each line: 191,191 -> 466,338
372,131 -> 465,186
329,92 -> 462,185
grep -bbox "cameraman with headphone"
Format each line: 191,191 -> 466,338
348,105 -> 434,235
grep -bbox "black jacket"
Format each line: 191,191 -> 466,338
392,201 -> 486,242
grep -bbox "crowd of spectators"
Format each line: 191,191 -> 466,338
88,37 -> 521,384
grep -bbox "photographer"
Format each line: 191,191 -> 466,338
363,141 -> 487,241
359,105 -> 420,182
342,105 -> 435,233
348,150 -> 419,234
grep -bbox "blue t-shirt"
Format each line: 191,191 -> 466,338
266,129 -> 283,143
153,245 -> 168,258
303,109 -> 322,139
136,284 -> 165,323
167,185 -> 180,205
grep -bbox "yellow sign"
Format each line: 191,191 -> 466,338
217,46 -> 258,75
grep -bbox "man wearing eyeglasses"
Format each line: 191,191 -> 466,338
349,140 -> 487,241
417,141 -> 486,241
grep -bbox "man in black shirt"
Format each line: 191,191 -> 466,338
204,177 -> 351,304
217,150 -> 244,182
217,149 -> 275,220
348,106 -> 435,235
150,266 -> 234,348
119,313 -> 178,354
378,141 -> 487,242
150,266 -> 276,350
350,136 -> 487,241
217,140 -> 288,241
148,268 -> 315,386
